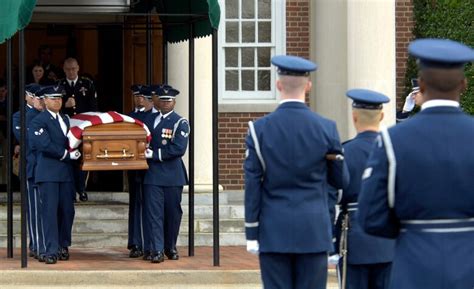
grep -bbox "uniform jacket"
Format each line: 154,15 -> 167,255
358,105 -> 474,289
335,131 -> 395,264
13,106 -> 41,180
12,105 -> 32,141
128,109 -> 151,182
30,110 -> 74,183
244,101 -> 349,254
143,111 -> 189,186
59,77 -> 97,116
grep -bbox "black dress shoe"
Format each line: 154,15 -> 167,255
45,255 -> 57,264
58,247 -> 69,261
143,251 -> 152,261
150,251 -> 164,263
38,254 -> 46,262
29,250 -> 36,258
164,248 -> 179,260
78,191 -> 88,202
129,246 -> 143,258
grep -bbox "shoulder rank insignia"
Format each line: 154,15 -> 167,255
34,128 -> 44,136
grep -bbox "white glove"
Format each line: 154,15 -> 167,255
328,254 -> 340,265
402,92 -> 416,112
69,149 -> 81,160
145,148 -> 153,159
246,240 -> 259,255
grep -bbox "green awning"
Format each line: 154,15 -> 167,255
133,0 -> 221,43
0,0 -> 37,44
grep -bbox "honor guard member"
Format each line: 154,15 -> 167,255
244,55 -> 349,289
59,57 -> 97,202
396,79 -> 423,123
12,83 -> 42,258
335,89 -> 395,289
358,39 -> 474,289
143,85 -> 189,263
30,85 -> 80,264
126,84 -> 150,258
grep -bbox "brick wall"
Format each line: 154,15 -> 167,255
218,0 -> 415,191
218,0 -> 311,191
395,0 -> 415,109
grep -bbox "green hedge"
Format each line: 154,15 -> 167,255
405,0 -> 474,114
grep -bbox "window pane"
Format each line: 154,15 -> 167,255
242,70 -> 255,91
242,0 -> 255,19
258,70 -> 271,91
226,0 -> 239,19
242,22 -> 255,43
226,70 -> 239,91
258,0 -> 271,19
225,48 -> 238,67
257,47 -> 271,67
241,48 -> 255,67
226,21 -> 239,43
258,21 -> 271,42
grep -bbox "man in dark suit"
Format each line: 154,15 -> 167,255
335,89 -> 395,289
244,55 -> 349,289
126,84 -> 150,258
142,84 -> 189,263
12,83 -> 43,258
358,38 -> 474,289
58,57 -> 97,202
30,85 -> 80,264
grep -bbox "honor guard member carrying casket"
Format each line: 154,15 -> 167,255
12,83 -> 43,258
358,39 -> 474,289
59,57 -> 97,203
335,89 -> 395,289
244,55 -> 349,289
126,84 -> 150,258
142,85 -> 189,263
30,85 -> 81,264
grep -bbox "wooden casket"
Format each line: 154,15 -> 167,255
81,122 -> 148,171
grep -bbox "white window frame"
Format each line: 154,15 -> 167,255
218,0 -> 286,109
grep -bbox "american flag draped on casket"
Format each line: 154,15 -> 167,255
67,111 -> 151,171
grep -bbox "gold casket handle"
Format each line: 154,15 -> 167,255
96,148 -> 135,159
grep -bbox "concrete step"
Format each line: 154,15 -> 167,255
0,270 -> 262,288
0,219 -> 244,234
0,270 -> 338,289
0,232 -> 246,247
0,204 -> 244,221
0,192 -> 233,205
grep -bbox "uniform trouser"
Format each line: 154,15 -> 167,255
27,178 -> 42,254
259,252 -> 327,289
127,174 -> 144,250
73,161 -> 87,193
38,181 -> 75,257
163,186 -> 183,251
143,185 -> 164,253
342,262 -> 392,289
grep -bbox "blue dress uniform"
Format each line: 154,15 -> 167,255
244,55 -> 349,289
358,39 -> 474,289
126,84 -> 150,257
335,89 -> 395,289
143,85 -> 189,263
12,83 -> 42,257
30,85 -> 76,264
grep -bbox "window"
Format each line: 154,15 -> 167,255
218,0 -> 286,103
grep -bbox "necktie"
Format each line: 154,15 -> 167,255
154,114 -> 163,129
70,81 -> 74,88
56,114 -> 67,136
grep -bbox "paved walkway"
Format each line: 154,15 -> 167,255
0,246 -> 338,288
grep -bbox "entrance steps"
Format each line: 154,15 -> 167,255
0,191 -> 246,247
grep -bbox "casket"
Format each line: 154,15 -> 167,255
81,122 -> 148,171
